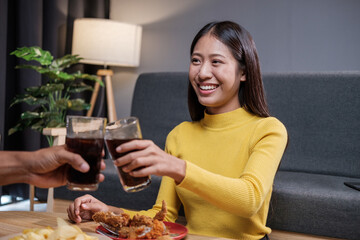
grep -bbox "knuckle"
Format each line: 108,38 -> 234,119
128,152 -> 137,160
131,158 -> 140,167
133,140 -> 142,148
149,147 -> 157,154
144,139 -> 153,144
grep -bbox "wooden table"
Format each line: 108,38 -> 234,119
0,211 -> 228,240
0,199 -> 342,240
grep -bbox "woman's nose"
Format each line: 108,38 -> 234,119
198,62 -> 212,80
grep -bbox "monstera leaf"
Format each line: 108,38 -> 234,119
25,84 -> 64,97
55,99 -> 91,111
11,46 -> 53,65
8,46 -> 103,146
50,54 -> 82,70
9,94 -> 48,108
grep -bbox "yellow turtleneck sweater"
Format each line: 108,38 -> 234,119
124,108 -> 288,240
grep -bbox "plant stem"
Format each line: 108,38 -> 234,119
46,135 -> 54,147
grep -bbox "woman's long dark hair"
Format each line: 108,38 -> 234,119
188,21 -> 270,121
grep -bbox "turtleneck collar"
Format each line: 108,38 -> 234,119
200,108 -> 256,130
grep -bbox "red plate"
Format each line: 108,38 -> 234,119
95,221 -> 188,240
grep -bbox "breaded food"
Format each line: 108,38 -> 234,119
119,219 -> 167,239
92,200 -> 169,239
130,214 -> 154,227
153,200 -> 167,221
92,211 -> 131,228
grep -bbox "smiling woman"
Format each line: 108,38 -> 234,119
67,21 -> 287,240
188,21 -> 269,121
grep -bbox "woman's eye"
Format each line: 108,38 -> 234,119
212,59 -> 222,64
191,58 -> 200,64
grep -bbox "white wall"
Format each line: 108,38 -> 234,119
110,0 -> 360,118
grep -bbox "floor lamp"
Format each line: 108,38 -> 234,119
72,18 -> 142,123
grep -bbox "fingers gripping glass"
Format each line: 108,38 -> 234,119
66,116 -> 106,191
105,117 -> 151,192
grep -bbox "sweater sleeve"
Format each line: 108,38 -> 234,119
177,118 -> 287,218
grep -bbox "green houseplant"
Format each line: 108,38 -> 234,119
8,46 -> 103,146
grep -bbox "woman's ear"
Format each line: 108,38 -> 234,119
240,73 -> 246,82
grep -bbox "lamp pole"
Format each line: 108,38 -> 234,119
86,69 -> 117,123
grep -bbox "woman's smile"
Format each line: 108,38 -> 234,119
198,83 -> 219,94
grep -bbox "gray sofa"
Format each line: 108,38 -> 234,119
54,72 -> 360,240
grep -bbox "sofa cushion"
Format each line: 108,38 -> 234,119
267,170 -> 360,239
263,72 -> 360,178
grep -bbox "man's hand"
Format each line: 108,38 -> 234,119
27,145 -> 106,188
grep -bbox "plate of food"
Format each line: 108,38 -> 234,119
93,201 -> 188,240
96,222 -> 187,240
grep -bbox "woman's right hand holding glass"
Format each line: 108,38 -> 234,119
115,139 -> 186,184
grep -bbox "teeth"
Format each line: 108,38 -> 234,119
200,85 -> 217,90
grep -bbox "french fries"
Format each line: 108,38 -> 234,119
9,218 -> 98,240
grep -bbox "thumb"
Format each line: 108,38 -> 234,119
60,150 -> 90,173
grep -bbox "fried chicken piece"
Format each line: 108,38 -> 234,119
130,200 -> 167,227
118,226 -> 131,238
107,213 -> 131,228
131,214 -> 154,227
153,200 -> 167,221
144,219 -> 168,239
93,200 -> 169,239
127,220 -> 168,239
92,211 -> 131,228
92,211 -> 110,224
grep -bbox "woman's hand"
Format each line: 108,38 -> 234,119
67,194 -> 109,223
114,139 -> 186,184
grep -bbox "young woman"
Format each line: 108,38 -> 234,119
67,21 -> 287,240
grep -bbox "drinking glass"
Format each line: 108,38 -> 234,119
105,117 -> 151,192
66,116 -> 106,191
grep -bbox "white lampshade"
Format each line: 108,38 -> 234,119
72,18 -> 142,67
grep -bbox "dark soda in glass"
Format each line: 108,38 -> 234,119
105,138 -> 151,191
66,136 -> 104,190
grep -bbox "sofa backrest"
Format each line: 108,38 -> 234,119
131,72 -> 360,178
263,72 -> 360,178
131,72 -> 191,150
